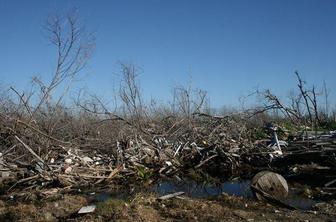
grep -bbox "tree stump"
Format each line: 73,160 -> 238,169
251,171 -> 288,200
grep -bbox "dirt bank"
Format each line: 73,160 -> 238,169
1,191 -> 335,222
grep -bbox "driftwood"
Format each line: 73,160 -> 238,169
158,191 -> 185,200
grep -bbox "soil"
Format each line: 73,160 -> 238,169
0,191 -> 335,222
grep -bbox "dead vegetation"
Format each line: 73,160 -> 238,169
1,10 -> 336,221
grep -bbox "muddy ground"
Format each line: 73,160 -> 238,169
0,191 -> 335,222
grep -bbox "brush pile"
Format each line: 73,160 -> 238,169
1,109 -> 336,197
0,111 -> 260,193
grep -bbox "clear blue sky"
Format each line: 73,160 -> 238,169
0,0 -> 335,108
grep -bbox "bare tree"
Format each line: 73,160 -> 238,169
294,71 -> 314,126
119,63 -> 145,125
288,89 -> 302,119
295,71 -> 323,127
253,89 -> 300,123
172,85 -> 208,118
33,10 -> 95,115
323,80 -> 330,119
250,71 -> 327,130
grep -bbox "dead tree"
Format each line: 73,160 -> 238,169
295,71 -> 322,127
119,63 -> 145,128
250,71 -> 324,128
33,10 -> 95,115
172,85 -> 208,118
252,89 -> 300,124
294,71 -> 313,126
323,80 -> 330,119
308,86 -> 321,126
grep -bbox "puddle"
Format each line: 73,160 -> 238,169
151,179 -> 253,199
93,191 -> 128,202
93,179 -> 320,210
282,189 -> 318,210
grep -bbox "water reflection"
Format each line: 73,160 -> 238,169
151,179 -> 254,198
93,179 -> 319,210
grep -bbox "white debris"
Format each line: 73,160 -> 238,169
278,140 -> 288,147
190,142 -> 197,148
64,166 -> 72,174
65,158 -> 72,164
82,156 -> 93,163
78,205 -> 96,214
292,167 -> 298,173
273,150 -> 283,156
35,161 -> 44,173
1,171 -> 10,178
165,161 -> 172,166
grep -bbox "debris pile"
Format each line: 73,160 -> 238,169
0,111 -> 335,199
0,113 -> 254,193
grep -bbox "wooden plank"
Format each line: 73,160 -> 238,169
158,192 -> 185,200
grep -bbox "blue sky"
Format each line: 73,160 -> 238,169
0,0 -> 335,108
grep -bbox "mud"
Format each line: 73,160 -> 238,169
1,178 -> 335,222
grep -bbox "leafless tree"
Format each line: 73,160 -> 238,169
119,63 -> 145,125
250,71 -> 326,129
33,10 -> 95,115
323,80 -> 330,119
172,85 -> 208,118
288,89 -> 302,119
295,71 -> 323,127
254,89 -> 300,123
294,71 -> 314,125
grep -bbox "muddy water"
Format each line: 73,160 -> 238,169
94,179 -> 319,210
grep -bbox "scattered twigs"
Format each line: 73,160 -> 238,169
14,135 -> 46,167
1,144 -> 18,157
9,86 -> 34,118
7,175 -> 40,192
195,154 -> 218,169
16,119 -> 70,144
94,165 -> 123,184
